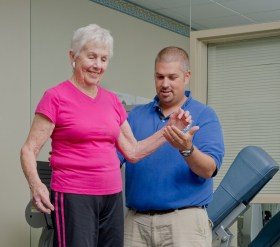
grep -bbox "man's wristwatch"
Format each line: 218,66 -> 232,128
179,144 -> 194,157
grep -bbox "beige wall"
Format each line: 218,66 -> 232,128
0,0 -> 31,246
1,0 -> 188,246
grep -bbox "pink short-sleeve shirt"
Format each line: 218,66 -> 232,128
36,80 -> 127,195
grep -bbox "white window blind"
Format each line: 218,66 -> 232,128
207,36 -> 280,195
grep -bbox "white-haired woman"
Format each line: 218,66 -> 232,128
20,24 -> 190,247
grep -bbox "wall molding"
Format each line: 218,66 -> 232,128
90,0 -> 189,37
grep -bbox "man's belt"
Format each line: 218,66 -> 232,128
131,205 -> 205,216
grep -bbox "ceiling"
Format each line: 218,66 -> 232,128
125,0 -> 280,31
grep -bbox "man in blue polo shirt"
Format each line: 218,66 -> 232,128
121,46 -> 225,247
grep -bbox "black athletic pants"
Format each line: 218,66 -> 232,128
51,191 -> 124,247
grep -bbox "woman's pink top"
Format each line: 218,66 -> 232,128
36,80 -> 127,195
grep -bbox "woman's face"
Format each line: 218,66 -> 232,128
71,40 -> 110,86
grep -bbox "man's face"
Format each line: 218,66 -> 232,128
155,61 -> 190,107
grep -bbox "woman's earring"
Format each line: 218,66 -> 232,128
72,62 -> 75,68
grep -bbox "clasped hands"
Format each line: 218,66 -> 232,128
163,108 -> 199,151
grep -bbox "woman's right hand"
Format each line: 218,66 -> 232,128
31,182 -> 54,214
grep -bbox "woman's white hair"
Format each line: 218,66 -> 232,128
70,24 -> 113,59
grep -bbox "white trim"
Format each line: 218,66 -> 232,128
252,194 -> 280,204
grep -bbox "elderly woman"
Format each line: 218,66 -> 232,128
20,24 -> 190,247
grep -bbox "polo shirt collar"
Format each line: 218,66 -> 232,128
152,90 -> 192,109
152,91 -> 192,119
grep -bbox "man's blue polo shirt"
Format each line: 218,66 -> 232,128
120,91 -> 224,211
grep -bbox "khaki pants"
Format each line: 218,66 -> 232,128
124,207 -> 212,247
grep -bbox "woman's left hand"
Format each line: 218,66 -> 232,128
164,109 -> 199,150
166,108 -> 191,131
